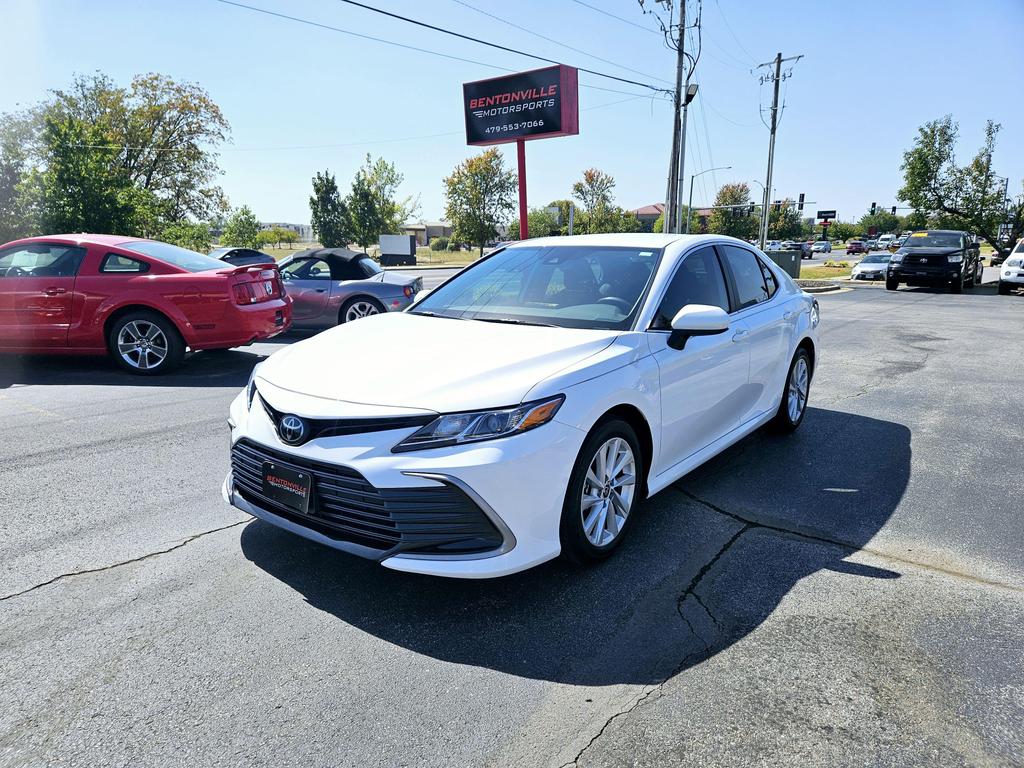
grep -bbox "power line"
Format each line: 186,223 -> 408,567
713,0 -> 756,64
213,1 -> 668,101
571,0 -> 661,34
331,0 -> 667,93
449,0 -> 672,85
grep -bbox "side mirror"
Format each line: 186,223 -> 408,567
668,304 -> 730,350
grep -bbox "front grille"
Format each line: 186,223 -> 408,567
259,395 -> 433,446
901,252 -> 950,267
230,439 -> 503,556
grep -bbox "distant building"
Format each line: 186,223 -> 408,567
401,220 -> 453,246
631,203 -> 665,233
260,222 -> 313,242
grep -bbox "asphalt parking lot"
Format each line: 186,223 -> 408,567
1,284 -> 1023,767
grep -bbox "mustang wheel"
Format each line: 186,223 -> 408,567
108,311 -> 184,375
771,348 -> 811,432
560,419 -> 643,564
340,296 -> 384,324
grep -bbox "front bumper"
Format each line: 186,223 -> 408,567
224,389 -> 586,578
851,269 -> 885,280
999,268 -> 1024,285
887,265 -> 961,285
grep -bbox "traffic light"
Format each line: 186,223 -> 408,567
798,193 -> 805,213
749,203 -> 756,215
870,202 -> 877,215
891,206 -> 897,215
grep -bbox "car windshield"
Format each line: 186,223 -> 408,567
902,232 -> 961,248
121,240 -> 227,272
410,245 -> 660,330
861,254 -> 890,263
814,241 -> 828,246
1013,241 -> 1024,254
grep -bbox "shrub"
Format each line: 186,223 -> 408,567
430,236 -> 449,251
448,240 -> 461,251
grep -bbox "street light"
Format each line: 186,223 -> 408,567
685,166 -> 732,234
672,82 -> 700,233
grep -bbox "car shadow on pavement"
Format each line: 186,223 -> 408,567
0,330 -> 318,389
239,407 -> 911,686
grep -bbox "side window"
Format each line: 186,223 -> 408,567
332,260 -> 366,281
306,259 -> 332,279
281,258 -> 330,280
652,247 -> 730,329
100,253 -> 150,274
720,245 -> 771,310
758,257 -> 778,300
0,244 -> 86,278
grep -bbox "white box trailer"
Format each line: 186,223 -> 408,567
379,234 -> 416,266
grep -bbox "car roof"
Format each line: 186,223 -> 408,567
2,233 -> 146,248
502,233 -> 735,250
290,247 -> 368,262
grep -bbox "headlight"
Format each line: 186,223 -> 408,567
947,253 -> 963,263
890,252 -> 904,263
246,366 -> 260,409
392,395 -> 564,452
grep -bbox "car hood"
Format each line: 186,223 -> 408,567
257,311 -> 620,413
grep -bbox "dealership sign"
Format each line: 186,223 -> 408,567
463,65 -> 579,146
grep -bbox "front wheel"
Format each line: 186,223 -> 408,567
770,349 -> 812,432
950,276 -> 963,294
560,420 -> 643,565
999,281 -> 1012,296
885,276 -> 899,291
339,296 -> 384,324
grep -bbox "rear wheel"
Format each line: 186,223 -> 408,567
108,311 -> 184,375
770,349 -> 812,432
339,296 -> 384,324
560,419 -> 643,565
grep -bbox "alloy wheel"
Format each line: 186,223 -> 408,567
117,320 -> 168,371
345,300 -> 380,322
581,437 -> 636,547
787,356 -> 809,423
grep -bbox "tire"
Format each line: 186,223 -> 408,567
107,310 -> 184,375
559,419 -> 643,565
999,281 -> 1011,296
339,296 -> 385,324
950,276 -> 963,294
770,348 -> 812,433
885,276 -> 899,291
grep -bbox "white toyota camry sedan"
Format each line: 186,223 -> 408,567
223,234 -> 820,578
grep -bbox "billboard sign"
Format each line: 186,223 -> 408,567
463,65 -> 579,146
816,209 -> 836,220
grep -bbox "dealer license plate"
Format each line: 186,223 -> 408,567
261,461 -> 312,514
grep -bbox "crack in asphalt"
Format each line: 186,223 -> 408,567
674,486 -> 1024,594
563,481 -> 1023,766
0,520 -> 248,602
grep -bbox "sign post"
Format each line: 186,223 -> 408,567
463,65 -> 579,241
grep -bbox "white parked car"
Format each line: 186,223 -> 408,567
765,240 -> 782,252
224,234 -> 820,578
850,252 -> 892,280
998,246 -> 1024,295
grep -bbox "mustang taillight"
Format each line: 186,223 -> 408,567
233,283 -> 259,304
232,269 -> 283,305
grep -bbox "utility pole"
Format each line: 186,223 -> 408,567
662,2 -> 685,234
756,51 -> 802,249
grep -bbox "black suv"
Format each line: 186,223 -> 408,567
886,230 -> 981,293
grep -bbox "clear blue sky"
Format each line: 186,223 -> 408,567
3,0 -> 1022,225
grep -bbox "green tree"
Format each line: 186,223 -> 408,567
443,148 -> 517,257
0,109 -> 42,241
221,205 -> 261,248
857,209 -> 901,236
825,220 -> 856,241
571,168 -> 616,233
279,229 -> 299,248
900,115 -> 1024,251
510,206 -> 561,239
653,211 -> 665,234
767,199 -> 804,240
254,230 -> 278,249
706,183 -> 758,239
162,220 -> 212,252
309,170 -> 350,247
347,166 -> 386,251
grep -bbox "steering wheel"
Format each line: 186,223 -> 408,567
597,296 -> 632,313
3,266 -> 28,277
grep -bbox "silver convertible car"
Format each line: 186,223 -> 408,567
278,248 -> 422,328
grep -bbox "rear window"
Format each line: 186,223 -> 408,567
120,240 -> 226,272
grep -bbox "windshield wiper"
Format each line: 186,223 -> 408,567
410,310 -> 464,320
471,317 -> 558,328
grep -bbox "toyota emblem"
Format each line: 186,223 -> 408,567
278,414 -> 306,445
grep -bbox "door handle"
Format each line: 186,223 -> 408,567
44,287 -> 67,296
731,329 -> 749,342
315,289 -> 326,293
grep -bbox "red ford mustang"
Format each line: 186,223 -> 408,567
0,234 -> 292,374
